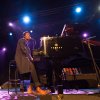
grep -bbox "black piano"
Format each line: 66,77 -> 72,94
38,36 -> 83,58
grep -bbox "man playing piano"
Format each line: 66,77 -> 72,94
15,31 -> 48,95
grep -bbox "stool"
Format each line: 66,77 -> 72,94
8,60 -> 20,94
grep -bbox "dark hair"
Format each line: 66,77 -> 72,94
23,31 -> 30,36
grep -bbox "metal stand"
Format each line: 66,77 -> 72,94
86,40 -> 100,85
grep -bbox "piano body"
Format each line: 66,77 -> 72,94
39,36 -> 83,58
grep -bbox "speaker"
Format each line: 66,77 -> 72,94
66,73 -> 97,80
63,73 -> 98,89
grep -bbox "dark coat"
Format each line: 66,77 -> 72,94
15,38 -> 34,74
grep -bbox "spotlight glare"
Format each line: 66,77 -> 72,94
23,16 -> 30,24
9,32 -> 13,36
98,6 -> 100,10
75,7 -> 82,13
83,33 -> 88,38
9,22 -> 13,27
30,30 -> 33,33
2,47 -> 6,52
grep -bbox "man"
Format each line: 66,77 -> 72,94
15,31 -> 48,95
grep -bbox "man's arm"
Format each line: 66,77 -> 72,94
19,39 -> 33,61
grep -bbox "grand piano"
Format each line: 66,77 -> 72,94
36,36 -> 83,58
32,36 -> 100,88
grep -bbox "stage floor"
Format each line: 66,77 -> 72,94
0,88 -> 100,100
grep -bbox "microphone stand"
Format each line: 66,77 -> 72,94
84,37 -> 100,86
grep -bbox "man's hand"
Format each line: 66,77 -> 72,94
29,54 -> 34,61
30,57 -> 34,61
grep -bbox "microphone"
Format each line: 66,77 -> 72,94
30,36 -> 33,40
30,37 -> 36,46
30,37 -> 32,39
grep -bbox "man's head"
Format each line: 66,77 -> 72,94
23,31 -> 31,40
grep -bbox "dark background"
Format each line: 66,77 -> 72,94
0,0 -> 100,85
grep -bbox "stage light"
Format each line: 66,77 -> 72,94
75,7 -> 82,13
30,30 -> 33,33
23,16 -> 30,24
82,33 -> 88,38
8,22 -> 13,27
2,47 -> 7,52
9,32 -> 13,36
98,6 -> 100,11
